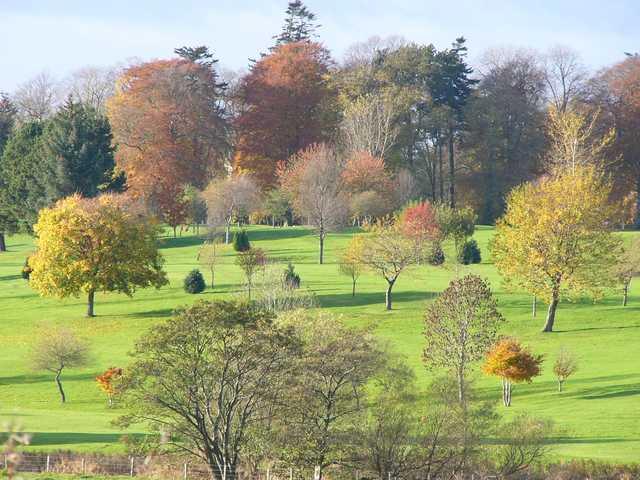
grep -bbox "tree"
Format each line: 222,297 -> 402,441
398,200 -> 440,257
614,237 -> 640,306
482,338 -> 543,406
543,45 -> 587,113
280,144 -> 349,264
435,205 -> 477,261
273,0 -> 319,46
198,236 -> 223,289
553,347 -> 578,392
182,185 -> 207,234
13,71 -> 59,121
235,248 -> 267,299
423,275 -> 504,403
30,326 -> 91,403
183,269 -> 206,294
493,415 -> 553,477
278,311 -> 384,477
0,94 -> 18,251
65,65 -> 118,112
96,367 -> 123,406
492,166 -> 621,332
202,175 -> 259,244
41,96 -> 116,198
234,42 -> 337,188
341,150 -> 392,196
117,300 -> 299,480
338,236 -> 365,297
358,219 -> 419,310
28,194 -> 168,317
107,57 -> 229,215
264,189 -> 291,226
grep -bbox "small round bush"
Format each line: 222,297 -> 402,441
458,239 -> 481,265
183,269 -> 206,294
284,262 -> 301,289
428,244 -> 445,266
233,230 -> 251,252
21,257 -> 33,280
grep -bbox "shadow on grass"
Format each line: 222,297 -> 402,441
579,384 -> 640,400
317,290 -> 433,308
0,274 -> 22,281
159,235 -> 205,249
0,373 -> 97,386
244,228 -> 312,242
123,308 -> 175,319
26,432 -> 135,447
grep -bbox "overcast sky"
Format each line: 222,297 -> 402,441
1,0 -> 638,92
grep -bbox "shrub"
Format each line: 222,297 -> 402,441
232,230 -> 251,252
21,257 -> 33,280
183,269 -> 206,294
428,243 -> 445,266
284,262 -> 301,289
458,239 -> 481,265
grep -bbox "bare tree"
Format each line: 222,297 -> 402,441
393,168 -> 418,208
30,326 -> 91,403
342,35 -> 407,69
280,144 -> 349,264
494,415 -> 553,477
202,175 -> 260,243
65,66 -> 119,112
543,45 -> 588,113
13,71 -> 60,121
341,92 -> 401,159
553,347 -> 578,392
197,233 -> 224,288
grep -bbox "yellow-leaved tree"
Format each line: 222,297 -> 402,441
29,194 -> 168,316
492,166 -> 621,332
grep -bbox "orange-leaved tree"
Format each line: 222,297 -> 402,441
482,338 -> 543,406
96,367 -> 123,406
234,42 -> 337,188
107,57 -> 228,218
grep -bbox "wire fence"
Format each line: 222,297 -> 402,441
5,453 -> 501,480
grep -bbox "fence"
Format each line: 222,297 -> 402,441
7,453 -> 501,480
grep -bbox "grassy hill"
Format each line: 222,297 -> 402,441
1,225 -> 639,462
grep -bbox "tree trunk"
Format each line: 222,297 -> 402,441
448,129 -> 455,209
55,370 -> 66,403
457,367 -> 465,404
0,232 -> 5,252
173,225 -> 177,238
558,379 -> 563,392
438,141 -> 444,203
532,295 -> 537,317
225,223 -> 230,244
210,268 -> 215,289
635,174 -> 640,228
319,231 -> 324,265
623,280 -> 630,306
542,293 -> 559,332
352,278 -> 356,297
502,379 -> 512,407
87,290 -> 95,317
385,279 -> 395,310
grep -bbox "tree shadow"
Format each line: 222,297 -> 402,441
25,432 -> 135,447
0,373 -> 97,386
317,290 -> 434,308
123,308 -> 175,318
244,228 -> 312,242
159,235 -> 205,249
0,274 -> 22,281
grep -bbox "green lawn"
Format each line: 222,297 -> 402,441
1,225 -> 639,462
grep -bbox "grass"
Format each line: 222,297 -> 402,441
1,225 -> 640,462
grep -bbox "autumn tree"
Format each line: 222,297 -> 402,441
96,367 -> 123,406
492,166 -> 621,332
482,338 -> 543,406
614,237 -> 640,306
107,57 -> 228,215
30,326 -> 91,403
338,235 -> 365,297
358,219 -> 419,310
234,42 -> 337,188
198,235 -> 224,289
398,200 -> 441,258
280,144 -> 349,264
423,275 -> 504,403
236,248 -> 267,299
117,300 -> 299,480
202,175 -> 260,243
553,347 -> 578,392
28,194 -> 168,317
435,205 -> 476,261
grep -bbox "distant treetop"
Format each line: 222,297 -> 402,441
273,1 -> 320,46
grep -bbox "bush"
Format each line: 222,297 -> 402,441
428,243 -> 445,266
183,269 -> 206,294
233,230 -> 251,252
284,262 -> 301,289
21,257 -> 33,280
458,239 -> 481,265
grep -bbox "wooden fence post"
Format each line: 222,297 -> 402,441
46,455 -> 50,472
183,463 -> 188,480
82,458 -> 86,475
289,467 -> 293,480
130,457 -> 134,476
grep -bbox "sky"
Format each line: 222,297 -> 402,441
1,0 -> 638,92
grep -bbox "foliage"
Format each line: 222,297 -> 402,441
435,204 -> 476,259
428,242 -> 445,266
492,166 -> 622,332
235,248 -> 268,299
95,367 -> 123,406
613,236 -> 640,306
233,229 -> 251,252
263,189 -> 291,226
253,265 -> 316,314
197,236 -> 223,289
21,256 -> 33,279
283,262 -> 301,289
117,300 -> 300,480
183,269 -> 206,294
398,200 -> 440,254
482,338 -> 543,406
458,239 -> 481,265
424,274 -> 504,403
30,325 -> 91,403
553,347 -> 578,392
338,235 -> 365,297
28,194 -> 168,316
342,151 -> 392,196
234,42 -> 337,188
273,0 -> 319,46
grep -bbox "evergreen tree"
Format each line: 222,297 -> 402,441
273,0 -> 319,46
42,97 -> 115,198
0,93 -> 18,251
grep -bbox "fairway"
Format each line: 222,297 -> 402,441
1,226 -> 640,462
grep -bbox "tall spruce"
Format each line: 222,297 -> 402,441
0,93 -> 18,251
273,0 -> 319,46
